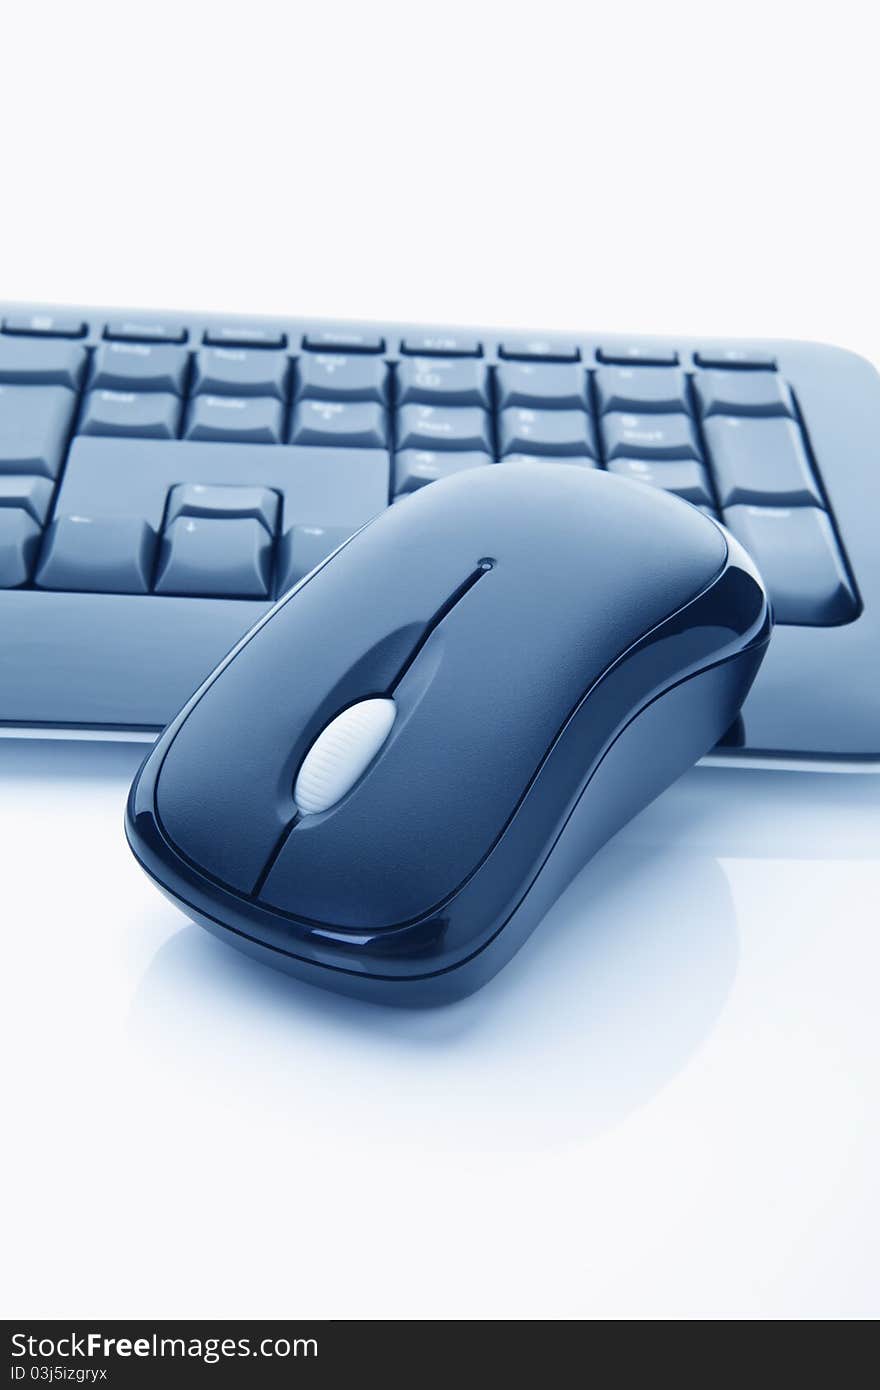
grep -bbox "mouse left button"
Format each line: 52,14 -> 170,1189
151,496 -> 491,897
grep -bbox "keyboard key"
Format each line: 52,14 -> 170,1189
90,342 -> 189,395
302,330 -> 384,353
499,408 -> 596,458
290,400 -> 387,448
0,385 -> 77,478
204,325 -> 286,348
80,390 -> 181,440
396,358 -> 491,407
0,338 -> 86,389
0,475 -> 54,523
396,404 -> 492,453
105,321 -> 187,344
295,354 -> 389,404
185,395 -> 283,444
705,416 -> 820,507
695,347 -> 776,369
400,334 -> 481,357
166,483 -> 279,534
192,348 -> 288,399
495,362 -> 589,410
393,449 -> 491,495
499,338 -> 579,362
722,505 -> 857,625
36,514 -> 156,593
694,370 -> 793,418
500,453 -> 597,469
606,457 -> 713,505
602,412 -> 701,461
594,366 -> 690,415
0,509 -> 41,587
598,344 -> 679,366
154,516 -> 271,598
276,524 -> 355,592
2,313 -> 85,338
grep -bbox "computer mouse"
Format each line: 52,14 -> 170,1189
126,462 -> 771,1005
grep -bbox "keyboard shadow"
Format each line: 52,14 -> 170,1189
628,763 -> 880,861
0,736 -> 149,785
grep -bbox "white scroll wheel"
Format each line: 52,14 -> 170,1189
293,698 -> 397,815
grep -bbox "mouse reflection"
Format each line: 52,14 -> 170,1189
130,835 -> 738,1151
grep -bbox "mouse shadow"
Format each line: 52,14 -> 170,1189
10,739 -> 875,1148
130,834 -> 740,1151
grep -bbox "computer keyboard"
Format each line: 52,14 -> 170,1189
0,301 -> 878,766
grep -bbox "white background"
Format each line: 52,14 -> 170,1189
1,0 -> 878,1320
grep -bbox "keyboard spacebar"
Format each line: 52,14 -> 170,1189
0,591 -> 267,727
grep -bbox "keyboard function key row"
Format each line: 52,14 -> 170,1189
0,320 -> 783,374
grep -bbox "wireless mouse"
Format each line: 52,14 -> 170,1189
126,463 -> 771,1004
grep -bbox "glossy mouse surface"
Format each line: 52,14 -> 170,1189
126,463 -> 771,1004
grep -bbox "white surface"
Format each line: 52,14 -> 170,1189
294,699 -> 397,815
2,0 -> 879,1321
1,743 -> 878,1321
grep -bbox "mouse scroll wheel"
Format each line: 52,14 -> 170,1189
293,698 -> 397,816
